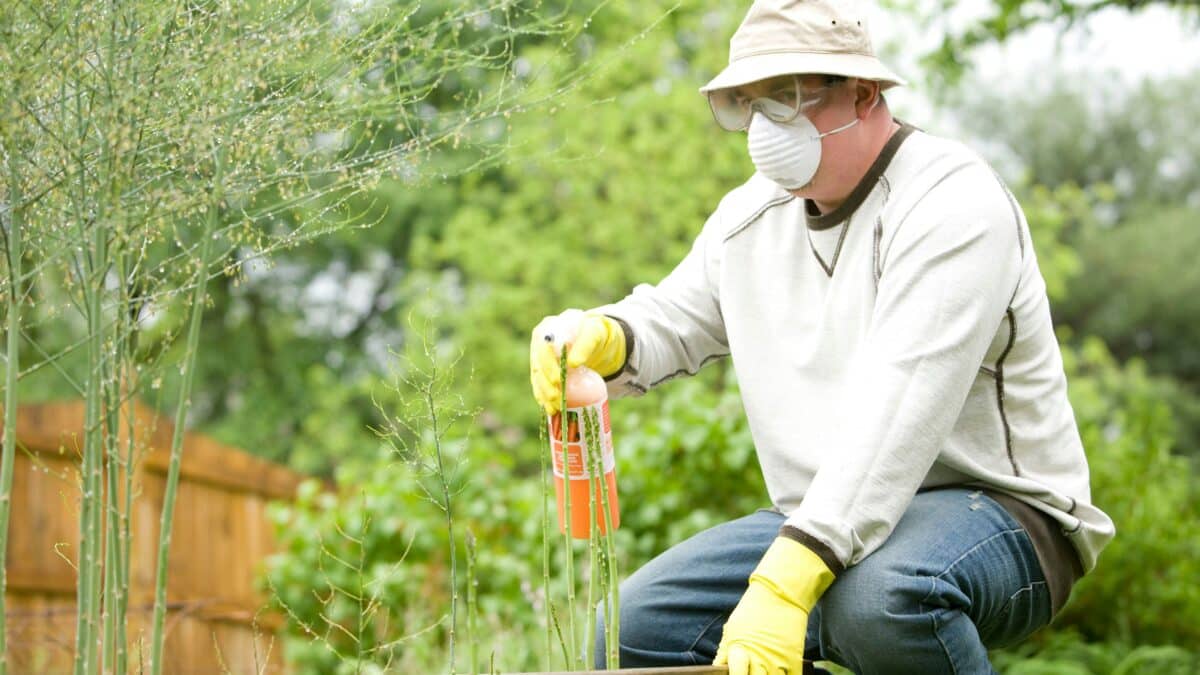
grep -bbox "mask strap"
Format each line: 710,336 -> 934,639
814,90 -> 880,139
814,116 -> 859,140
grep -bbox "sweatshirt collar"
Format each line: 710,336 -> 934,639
805,121 -> 915,231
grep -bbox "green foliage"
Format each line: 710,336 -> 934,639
5,0 -> 594,464
267,461 -> 455,673
1012,183 -> 1088,303
1056,205 -> 1200,454
3,1 -> 601,672
410,1 -> 750,445
1053,338 -> 1200,646
166,1 -> 737,476
1060,206 -> 1200,381
265,363 -> 768,672
994,629 -> 1200,674
179,1 -> 751,477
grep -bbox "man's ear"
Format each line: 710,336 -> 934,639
854,79 -> 881,118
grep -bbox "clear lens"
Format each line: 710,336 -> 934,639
707,88 -> 752,131
707,76 -> 831,131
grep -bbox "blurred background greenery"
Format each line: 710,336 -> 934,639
14,0 -> 1200,672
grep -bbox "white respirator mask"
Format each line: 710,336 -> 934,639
747,111 -> 860,190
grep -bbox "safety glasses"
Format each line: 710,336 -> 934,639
707,75 -> 832,131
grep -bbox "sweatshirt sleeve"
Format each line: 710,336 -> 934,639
783,165 -> 1023,570
591,211 -> 729,398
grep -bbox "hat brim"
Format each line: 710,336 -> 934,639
699,52 -> 906,93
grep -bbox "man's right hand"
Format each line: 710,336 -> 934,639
529,311 -> 626,415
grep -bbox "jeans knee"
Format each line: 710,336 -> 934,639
821,579 -> 887,636
595,587 -> 721,668
818,572 -> 933,667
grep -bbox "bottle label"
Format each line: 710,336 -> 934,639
549,401 -> 614,479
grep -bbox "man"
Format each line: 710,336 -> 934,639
528,0 -> 1115,672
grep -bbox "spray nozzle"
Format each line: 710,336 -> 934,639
543,309 -> 585,355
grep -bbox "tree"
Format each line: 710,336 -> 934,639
951,73 -> 1200,222
917,0 -> 1200,85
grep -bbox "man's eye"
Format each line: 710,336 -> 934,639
771,90 -> 796,103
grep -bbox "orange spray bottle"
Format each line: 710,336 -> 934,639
546,311 -> 621,539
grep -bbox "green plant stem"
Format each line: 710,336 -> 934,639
583,404 -> 620,669
548,602 -> 570,667
424,365 -> 459,675
0,151 -> 24,675
350,494 -> 367,671
100,0 -> 120,663
113,249 -> 137,675
74,198 -> 109,675
103,494 -> 117,672
101,282 -> 128,674
69,9 -> 108,662
466,529 -> 478,675
539,418 -> 554,671
594,412 -> 619,670
117,386 -> 136,675
601,546 -> 613,670
584,407 -> 600,668
558,353 -> 577,669
149,142 -> 223,675
602,512 -> 620,670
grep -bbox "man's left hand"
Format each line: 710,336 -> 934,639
714,536 -> 836,675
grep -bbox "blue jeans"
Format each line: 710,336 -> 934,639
595,489 -> 1052,674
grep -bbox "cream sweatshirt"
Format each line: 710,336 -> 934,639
595,125 -> 1114,573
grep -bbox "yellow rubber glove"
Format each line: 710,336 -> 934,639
529,311 -> 626,415
714,537 -> 836,675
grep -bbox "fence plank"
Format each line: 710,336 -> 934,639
7,449 -> 78,594
3,401 -> 300,673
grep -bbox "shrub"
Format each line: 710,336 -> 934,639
994,629 -> 1199,674
1051,338 -> 1200,646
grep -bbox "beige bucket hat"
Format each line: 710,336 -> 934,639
699,0 -> 906,93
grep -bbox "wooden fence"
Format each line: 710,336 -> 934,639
4,401 -> 308,674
